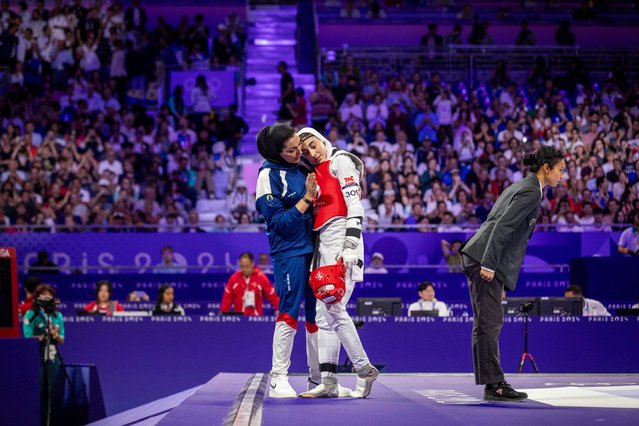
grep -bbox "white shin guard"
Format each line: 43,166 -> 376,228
271,321 -> 297,375
318,329 -> 341,380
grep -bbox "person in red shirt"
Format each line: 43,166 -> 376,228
18,276 -> 42,316
220,252 -> 279,316
84,280 -> 125,316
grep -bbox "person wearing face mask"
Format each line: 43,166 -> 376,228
255,124 -> 320,398
460,145 -> 566,402
296,127 -> 378,399
23,283 -> 65,425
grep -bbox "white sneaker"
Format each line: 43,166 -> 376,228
306,377 -> 321,392
269,374 -> 297,398
351,365 -> 379,398
338,384 -> 353,398
299,383 -> 338,398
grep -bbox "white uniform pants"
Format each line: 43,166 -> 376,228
314,218 -> 369,374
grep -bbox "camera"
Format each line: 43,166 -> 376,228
34,297 -> 59,312
519,302 -> 534,313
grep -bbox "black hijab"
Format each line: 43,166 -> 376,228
256,124 -> 296,165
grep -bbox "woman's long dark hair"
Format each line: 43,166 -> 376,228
522,146 -> 564,172
154,284 -> 173,311
95,280 -> 112,303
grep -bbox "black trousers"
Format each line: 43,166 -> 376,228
462,254 -> 505,385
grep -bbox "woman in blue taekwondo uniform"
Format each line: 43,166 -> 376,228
255,124 -> 320,398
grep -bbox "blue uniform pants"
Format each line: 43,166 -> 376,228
272,253 -> 316,327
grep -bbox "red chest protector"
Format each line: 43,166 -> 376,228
313,159 -> 348,230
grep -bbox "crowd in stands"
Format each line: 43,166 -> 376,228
1,2 -> 638,234
309,49 -> 639,232
0,0 -> 249,232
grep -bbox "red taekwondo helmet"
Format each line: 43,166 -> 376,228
309,259 -> 346,304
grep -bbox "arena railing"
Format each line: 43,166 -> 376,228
315,0 -> 639,25
0,223 -> 628,233
319,45 -> 639,85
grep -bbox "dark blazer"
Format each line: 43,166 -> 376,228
461,173 -> 542,291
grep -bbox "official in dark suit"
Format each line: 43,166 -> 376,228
460,146 -> 565,401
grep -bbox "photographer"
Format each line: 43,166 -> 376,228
22,284 -> 65,424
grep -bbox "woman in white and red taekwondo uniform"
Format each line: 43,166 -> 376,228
297,127 -> 378,399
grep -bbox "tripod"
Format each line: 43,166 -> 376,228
41,320 -> 76,426
517,306 -> 539,374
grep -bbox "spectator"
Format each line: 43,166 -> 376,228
277,61 -> 295,120
28,250 -> 59,274
84,280 -> 125,316
152,284 -> 185,316
153,245 -> 186,273
221,103 -> 249,153
564,284 -> 611,317
421,23 -> 443,55
414,100 -> 439,144
289,87 -> 308,128
220,252 -> 279,316
339,93 -> 364,129
18,275 -> 41,316
441,239 -> 463,272
555,20 -> 576,46
169,85 -> 187,121
365,1 -> 386,19
340,0 -> 361,19
127,291 -> 150,302
210,214 -> 231,232
407,281 -> 450,317
190,74 -> 214,116
183,210 -> 207,233
515,20 -> 535,46
617,210 -> 639,256
366,93 -> 388,130
445,24 -> 463,45
256,252 -> 272,274
364,252 -> 388,274
309,80 -> 336,132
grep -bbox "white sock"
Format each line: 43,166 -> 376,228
305,329 -> 320,381
271,321 -> 296,375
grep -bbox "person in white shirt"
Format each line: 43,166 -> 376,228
339,93 -> 364,129
366,94 -> 388,130
433,90 -> 457,127
191,75 -> 215,113
408,282 -> 450,317
98,149 -> 123,177
364,252 -> 388,274
564,285 -> 611,317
